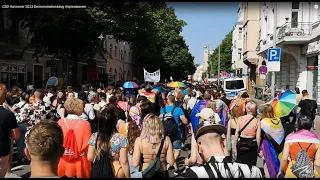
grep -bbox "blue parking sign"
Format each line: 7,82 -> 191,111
267,48 -> 281,62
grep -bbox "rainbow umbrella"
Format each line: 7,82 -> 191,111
167,81 -> 186,88
272,90 -> 296,118
122,81 -> 139,89
190,100 -> 208,133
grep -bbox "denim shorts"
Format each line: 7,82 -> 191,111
172,140 -> 182,151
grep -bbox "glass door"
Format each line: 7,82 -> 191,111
307,56 -> 318,99
33,64 -> 44,88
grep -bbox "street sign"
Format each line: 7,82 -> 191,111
267,48 -> 281,72
260,74 -> 266,80
258,65 -> 268,74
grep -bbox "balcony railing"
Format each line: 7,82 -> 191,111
277,22 -> 312,41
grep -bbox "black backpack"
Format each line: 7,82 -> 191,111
161,106 -> 178,138
90,150 -> 115,178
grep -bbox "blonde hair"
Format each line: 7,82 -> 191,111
140,113 -> 164,144
206,100 -> 217,111
64,97 -> 84,116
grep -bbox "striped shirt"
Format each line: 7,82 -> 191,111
185,156 -> 262,178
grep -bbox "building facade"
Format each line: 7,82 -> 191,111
103,38 -> 138,84
233,2 -> 262,92
232,3 -> 246,77
0,9 -> 53,89
256,2 -> 320,105
0,9 -> 139,89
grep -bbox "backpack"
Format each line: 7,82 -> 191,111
142,138 -> 165,178
61,119 -> 81,163
291,143 -> 314,178
90,150 -> 115,178
161,106 -> 178,138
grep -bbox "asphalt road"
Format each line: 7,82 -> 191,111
11,97 -> 320,178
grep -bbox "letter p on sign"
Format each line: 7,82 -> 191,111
267,48 -> 281,72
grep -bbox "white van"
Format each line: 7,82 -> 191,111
223,78 -> 246,100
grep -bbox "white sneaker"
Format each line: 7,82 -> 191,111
5,173 -> 22,178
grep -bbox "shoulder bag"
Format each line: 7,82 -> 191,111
236,116 -> 256,152
142,138 -> 165,178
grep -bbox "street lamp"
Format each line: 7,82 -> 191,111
98,34 -> 104,41
123,42 -> 126,81
270,2 -> 277,99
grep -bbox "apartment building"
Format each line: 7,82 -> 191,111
256,2 -> 320,105
103,38 -> 137,83
241,2 -> 261,92
232,3 -> 246,77
56,37 -> 138,86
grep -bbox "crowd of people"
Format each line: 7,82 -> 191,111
0,81 -> 319,178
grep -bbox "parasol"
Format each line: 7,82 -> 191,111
167,81 -> 186,88
122,81 -> 139,89
272,90 -> 296,118
190,100 -> 208,133
46,76 -> 58,87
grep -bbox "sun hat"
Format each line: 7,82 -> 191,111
195,108 -> 216,122
194,120 -> 226,140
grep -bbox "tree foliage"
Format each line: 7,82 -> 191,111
11,2 -> 195,82
149,7 -> 196,79
209,31 -> 234,76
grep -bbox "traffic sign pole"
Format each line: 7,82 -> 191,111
271,2 -> 277,99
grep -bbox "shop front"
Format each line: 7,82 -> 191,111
0,61 -> 26,89
306,55 -> 318,100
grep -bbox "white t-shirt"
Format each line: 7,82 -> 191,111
194,90 -> 201,98
106,93 -> 113,101
99,101 -> 107,109
187,97 -> 198,110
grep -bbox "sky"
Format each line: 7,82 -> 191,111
168,2 -> 238,65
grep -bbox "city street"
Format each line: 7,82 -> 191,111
13,96 -> 317,178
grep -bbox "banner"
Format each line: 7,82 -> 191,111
144,68 -> 160,82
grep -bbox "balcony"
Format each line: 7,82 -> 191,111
277,22 -> 312,45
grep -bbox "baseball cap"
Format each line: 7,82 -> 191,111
195,121 -> 226,140
195,108 -> 215,122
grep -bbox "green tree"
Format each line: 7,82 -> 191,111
150,7 -> 196,79
12,2 -> 166,84
209,31 -> 233,76
12,3 -> 195,83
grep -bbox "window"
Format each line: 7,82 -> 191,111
114,46 -> 117,58
128,51 -> 131,62
120,49 -> 123,60
291,12 -> 298,28
259,30 -> 261,39
244,32 -> 248,40
238,27 -> 242,40
225,80 -> 245,90
98,67 -> 105,74
292,2 -> 300,9
109,44 -> 112,57
238,48 -> 242,60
